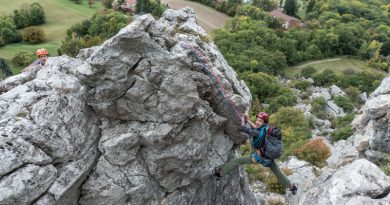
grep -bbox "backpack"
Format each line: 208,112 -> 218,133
253,126 -> 283,160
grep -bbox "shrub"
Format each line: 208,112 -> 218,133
245,164 -> 267,183
311,97 -> 328,120
0,37 -> 4,47
334,96 -> 355,113
301,66 -> 316,78
294,138 -> 330,167
264,170 -> 285,194
269,107 -> 310,129
11,52 -> 35,66
22,26 -> 45,44
313,69 -> 338,86
344,86 -> 362,105
245,163 -> 292,194
270,108 -> 311,159
337,72 -> 385,94
0,70 -> 6,80
293,80 -> 311,91
379,154 -> 390,176
268,88 -> 297,113
330,112 -> 356,129
0,58 -> 13,79
240,142 -> 251,156
264,167 -> 292,194
331,125 -> 353,142
342,68 -> 356,75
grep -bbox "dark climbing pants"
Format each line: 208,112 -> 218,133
221,155 -> 291,189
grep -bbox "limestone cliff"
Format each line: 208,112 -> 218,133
0,8 -> 254,205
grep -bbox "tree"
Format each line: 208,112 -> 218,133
284,0 -> 297,17
101,0 -> 114,8
240,71 -> 280,102
13,10 -> 29,29
252,0 -> 277,12
29,2 -> 45,25
279,0 -> 283,7
61,10 -> 129,57
12,3 -> 45,28
88,0 -> 94,8
380,40 -> 390,56
136,0 -> 166,16
306,0 -> 316,14
1,28 -> 22,44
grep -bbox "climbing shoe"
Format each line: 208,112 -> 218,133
289,183 -> 298,195
213,166 -> 224,180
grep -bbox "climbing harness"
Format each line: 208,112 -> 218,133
181,44 -> 244,125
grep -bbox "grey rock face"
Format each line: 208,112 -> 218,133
326,100 -> 346,117
282,157 -> 317,195
326,139 -> 359,169
353,76 -> 390,156
329,84 -> 346,97
299,159 -> 390,205
311,87 -> 332,100
0,8 -> 253,205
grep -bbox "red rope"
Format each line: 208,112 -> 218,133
182,44 -> 244,124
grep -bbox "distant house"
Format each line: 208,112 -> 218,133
270,8 -> 301,29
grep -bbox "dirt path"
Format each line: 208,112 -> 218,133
295,57 -> 344,68
161,0 -> 229,33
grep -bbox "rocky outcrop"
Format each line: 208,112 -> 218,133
352,76 -> 390,161
299,159 -> 390,205
0,8 -> 254,205
326,139 -> 359,169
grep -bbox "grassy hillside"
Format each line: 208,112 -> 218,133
0,0 -> 101,74
285,57 -> 386,78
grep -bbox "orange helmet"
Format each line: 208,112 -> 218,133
36,48 -> 48,57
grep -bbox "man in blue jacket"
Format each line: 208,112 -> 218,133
214,112 -> 297,194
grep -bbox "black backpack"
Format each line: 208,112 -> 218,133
253,126 -> 283,159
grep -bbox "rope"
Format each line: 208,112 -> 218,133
181,44 -> 244,125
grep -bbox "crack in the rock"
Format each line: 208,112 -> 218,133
137,147 -> 168,193
99,155 -> 131,191
0,162 -> 53,183
126,57 -> 145,75
30,192 -> 54,205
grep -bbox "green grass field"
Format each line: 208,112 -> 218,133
0,0 -> 101,74
285,57 -> 386,79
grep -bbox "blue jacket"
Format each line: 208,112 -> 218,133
242,124 -> 268,149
